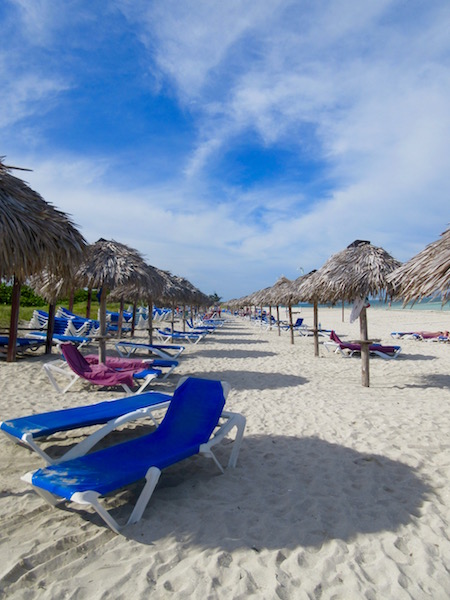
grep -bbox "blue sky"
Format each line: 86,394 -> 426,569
1,0 -> 449,300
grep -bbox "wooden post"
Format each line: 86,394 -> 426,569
86,288 -> 92,319
277,306 -> 281,336
68,288 -> 75,312
117,299 -> 124,338
342,300 -> 345,322
45,303 -> 56,354
289,303 -> 294,344
359,306 -> 370,387
7,276 -> 21,362
313,301 -> 319,357
131,302 -> 137,337
148,298 -> 154,345
99,287 -> 107,363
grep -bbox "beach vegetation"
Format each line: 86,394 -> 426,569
0,283 -> 122,329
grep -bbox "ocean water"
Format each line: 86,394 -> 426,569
292,300 -> 449,312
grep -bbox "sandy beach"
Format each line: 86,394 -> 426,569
0,306 -> 449,599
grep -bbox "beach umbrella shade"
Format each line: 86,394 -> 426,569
0,159 -> 86,361
75,239 -> 150,362
266,277 -> 301,344
298,240 -> 401,386
387,227 -> 450,306
29,270 -> 84,353
109,263 -> 166,342
294,270 -> 321,355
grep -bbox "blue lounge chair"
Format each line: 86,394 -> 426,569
157,328 -> 206,344
21,377 -> 246,534
280,317 -> 304,331
115,340 -> 185,359
1,391 -> 171,464
0,336 -> 45,357
27,330 -> 93,349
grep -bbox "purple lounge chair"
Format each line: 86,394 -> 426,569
50,343 -> 162,394
325,331 -> 401,359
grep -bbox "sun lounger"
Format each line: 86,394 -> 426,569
44,344 -> 162,394
115,340 -> 185,359
0,336 -> 45,357
280,317 -> 304,331
21,377 -> 246,534
1,391 -> 171,464
324,331 -> 401,359
156,328 -> 207,344
83,354 -> 179,380
27,331 -> 93,349
391,331 -> 449,342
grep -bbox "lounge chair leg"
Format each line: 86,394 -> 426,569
227,414 -> 246,468
21,472 -> 60,506
127,466 -> 161,526
71,490 -> 122,535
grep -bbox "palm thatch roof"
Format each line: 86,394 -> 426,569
298,240 -> 401,303
387,227 -> 450,306
108,263 -> 166,304
74,239 -> 152,362
75,238 -> 150,291
0,159 -> 86,280
28,271 -> 74,305
266,276 -> 299,306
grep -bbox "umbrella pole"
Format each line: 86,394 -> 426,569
277,306 -> 281,336
148,298 -> 153,346
86,288 -> 92,319
288,303 -> 294,344
359,306 -> 370,387
68,288 -> 75,312
99,287 -> 107,364
131,302 -> 137,337
7,276 -> 21,362
45,303 -> 56,354
313,301 -> 319,357
117,299 -> 124,338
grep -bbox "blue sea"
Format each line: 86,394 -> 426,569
292,300 -> 449,312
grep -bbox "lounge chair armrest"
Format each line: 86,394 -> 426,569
56,402 -> 171,463
200,410 -> 246,469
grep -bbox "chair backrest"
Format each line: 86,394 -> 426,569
330,330 -> 340,343
155,377 -> 226,447
60,343 -> 92,376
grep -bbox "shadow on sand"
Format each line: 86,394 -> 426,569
76,434 -> 433,549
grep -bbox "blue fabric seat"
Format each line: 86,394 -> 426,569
21,377 -> 246,533
1,391 -> 171,464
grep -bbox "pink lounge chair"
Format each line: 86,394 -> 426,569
325,331 -> 401,359
391,331 -> 448,341
47,344 -> 162,394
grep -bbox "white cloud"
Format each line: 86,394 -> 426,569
2,1 -> 450,298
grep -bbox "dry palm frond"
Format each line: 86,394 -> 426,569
388,227 -> 450,305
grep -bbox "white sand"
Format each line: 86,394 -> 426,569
0,306 -> 449,599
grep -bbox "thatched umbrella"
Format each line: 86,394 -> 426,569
75,239 -> 150,362
28,270 -> 81,353
299,240 -> 401,386
294,270 -> 321,355
0,159 -> 86,361
109,263 -> 166,342
266,277 -> 300,344
387,227 -> 450,306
